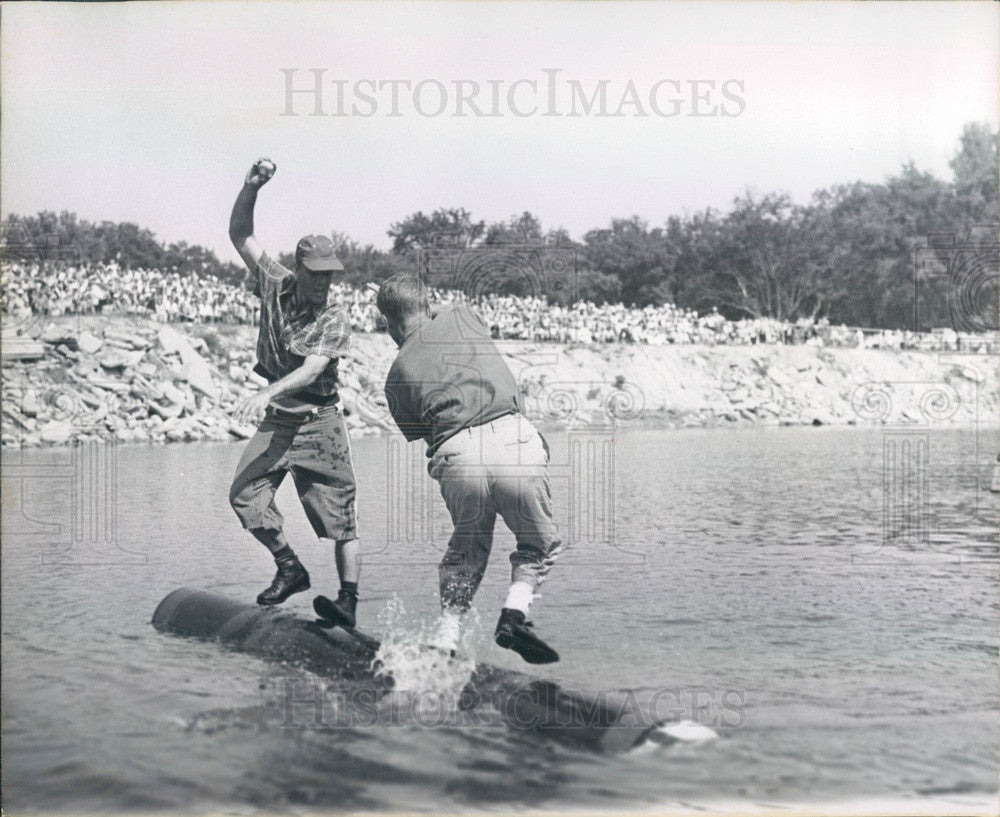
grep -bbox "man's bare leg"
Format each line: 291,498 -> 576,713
334,538 -> 361,583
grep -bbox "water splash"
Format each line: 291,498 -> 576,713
657,720 -> 718,742
371,597 -> 479,722
625,720 -> 720,756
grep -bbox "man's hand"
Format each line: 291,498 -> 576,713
244,158 -> 277,189
230,159 -> 274,268
233,390 -> 271,427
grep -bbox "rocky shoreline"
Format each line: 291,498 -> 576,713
2,316 -> 996,448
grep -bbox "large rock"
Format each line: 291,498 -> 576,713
2,337 -> 46,361
340,369 -> 362,392
815,369 -> 841,388
166,426 -> 189,442
21,389 -> 41,417
39,325 -> 77,346
99,349 -> 146,370
180,358 -> 215,396
86,371 -> 131,393
804,409 -> 836,426
951,363 -> 986,384
157,326 -> 217,398
76,390 -> 103,409
767,367 -> 793,387
104,327 -> 151,350
161,381 -> 187,406
113,426 -> 137,442
150,401 -> 183,421
77,331 -> 103,355
40,420 -> 74,445
157,326 -> 189,357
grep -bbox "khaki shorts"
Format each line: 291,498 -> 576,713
229,403 -> 358,541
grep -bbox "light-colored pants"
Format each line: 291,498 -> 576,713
428,413 -> 561,612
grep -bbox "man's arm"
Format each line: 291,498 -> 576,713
385,378 -> 429,442
229,158 -> 276,271
232,353 -> 328,426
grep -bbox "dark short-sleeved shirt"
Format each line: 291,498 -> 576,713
384,303 -> 521,455
250,253 -> 351,404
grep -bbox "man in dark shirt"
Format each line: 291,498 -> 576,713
227,158 -> 361,626
376,274 -> 562,664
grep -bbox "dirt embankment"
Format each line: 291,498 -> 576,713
1,316 -> 996,448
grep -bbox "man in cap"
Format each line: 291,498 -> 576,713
227,158 -> 361,626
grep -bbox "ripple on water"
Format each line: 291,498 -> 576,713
2,428 -> 997,811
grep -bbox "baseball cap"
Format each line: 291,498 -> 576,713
295,235 -> 344,272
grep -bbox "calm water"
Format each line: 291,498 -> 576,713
2,426 -> 998,814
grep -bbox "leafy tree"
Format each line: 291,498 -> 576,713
4,122 -> 995,331
950,122 -> 999,207
582,216 -> 674,306
664,209 -> 724,313
704,193 -> 838,321
387,207 -> 485,255
469,213 -> 589,302
482,211 -> 544,245
1,210 -> 241,281
819,161 -> 987,329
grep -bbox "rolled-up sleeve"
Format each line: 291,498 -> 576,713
253,252 -> 293,299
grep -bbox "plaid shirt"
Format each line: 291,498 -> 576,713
250,253 -> 350,402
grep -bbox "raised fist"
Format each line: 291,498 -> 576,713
245,158 -> 277,189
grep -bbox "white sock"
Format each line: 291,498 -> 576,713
503,581 -> 535,615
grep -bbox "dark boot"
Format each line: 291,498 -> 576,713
494,608 -> 559,664
256,554 -> 310,606
313,590 -> 357,629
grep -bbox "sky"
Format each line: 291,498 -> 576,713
2,1 -> 997,264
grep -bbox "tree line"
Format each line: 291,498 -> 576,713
3,122 -> 996,331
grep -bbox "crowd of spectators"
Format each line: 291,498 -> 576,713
1,261 -> 259,325
2,260 -> 993,353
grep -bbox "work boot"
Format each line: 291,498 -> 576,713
313,590 -> 357,629
494,608 -> 559,664
256,554 -> 310,606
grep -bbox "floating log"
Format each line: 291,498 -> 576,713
152,587 -> 668,753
